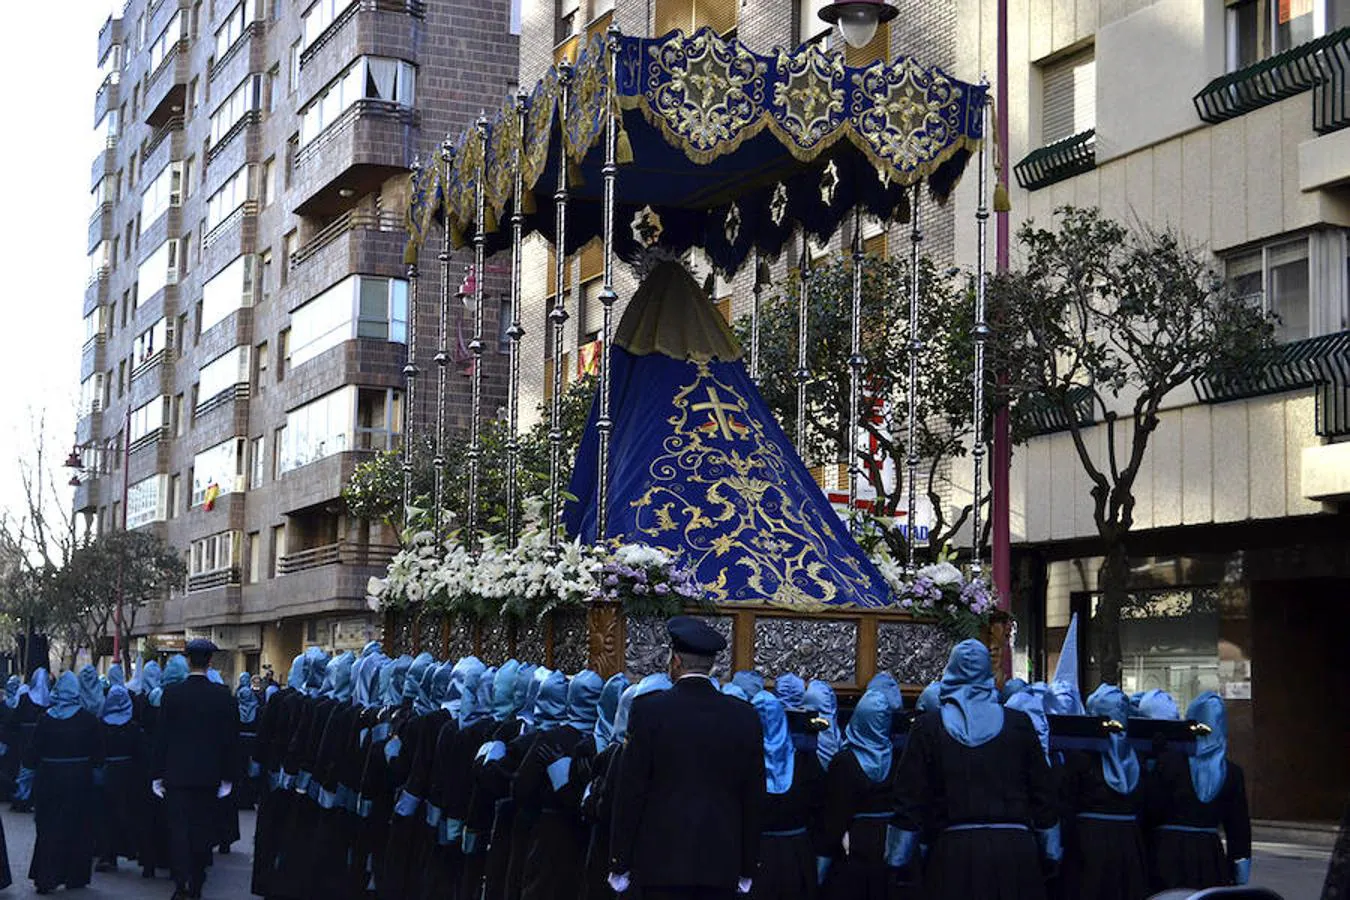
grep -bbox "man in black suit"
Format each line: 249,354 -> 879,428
154,639 -> 239,899
609,616 -> 764,900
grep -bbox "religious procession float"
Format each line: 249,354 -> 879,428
370,22 -> 1006,694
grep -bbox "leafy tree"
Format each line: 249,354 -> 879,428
740,252 -> 997,565
345,374 -> 598,541
990,207 -> 1272,683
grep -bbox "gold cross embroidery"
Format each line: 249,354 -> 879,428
692,386 -> 746,441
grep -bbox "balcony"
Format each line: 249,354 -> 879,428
210,21 -> 265,88
1014,129 -> 1097,192
73,474 -> 100,515
144,40 -> 190,128
98,16 -> 122,65
142,116 -> 185,176
1194,330 -> 1350,437
88,202 -> 114,253
290,207 -> 406,272
300,0 -> 426,73
278,540 -> 398,576
292,100 -> 418,216
1193,27 -> 1350,128
94,75 -> 119,128
187,567 -> 242,593
80,338 -> 106,382
91,147 -> 116,191
84,272 -> 109,314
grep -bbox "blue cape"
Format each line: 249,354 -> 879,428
461,665 -> 495,729
518,668 -> 545,726
614,673 -> 672,742
151,655 -> 189,707
731,671 -> 765,697
774,673 -> 805,710
237,672 -> 259,724
566,670 -> 604,731
1187,692 -> 1228,803
1086,684 -> 1140,794
107,664 -> 125,688
355,654 -> 388,708
868,672 -> 904,711
1045,679 -> 1086,716
804,679 -> 841,769
4,675 -> 21,709
102,685 -> 134,726
48,672 -> 82,720
139,662 -> 161,707
843,689 -> 892,782
1005,683 -> 1050,762
287,653 -> 306,689
753,690 -> 795,794
207,668 -> 225,685
916,681 -> 941,713
385,655 -> 413,706
939,640 -> 1003,748
512,665 -> 538,719
721,684 -> 749,701
1000,678 -> 1028,703
78,664 -> 103,715
431,660 -> 457,709
533,670 -> 569,731
1136,689 -> 1180,720
405,653 -> 436,714
491,661 -> 522,721
330,653 -> 356,703
594,673 -> 630,753
29,668 -> 51,707
303,647 -> 331,696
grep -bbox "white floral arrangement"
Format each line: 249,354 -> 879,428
868,545 -> 999,640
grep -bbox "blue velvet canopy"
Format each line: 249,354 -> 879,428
406,27 -> 988,274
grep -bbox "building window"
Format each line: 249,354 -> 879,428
173,393 -> 186,436
215,1 -> 264,62
197,345 -> 252,410
130,395 -> 169,443
302,0 -> 357,49
798,0 -> 831,43
654,0 -> 737,36
79,373 -> 106,416
191,437 -> 246,507
288,275 -> 409,368
247,531 -> 261,583
1227,237 -> 1314,344
209,73 -> 264,149
137,238 -> 183,301
255,340 -> 269,390
1040,47 -> 1095,145
511,0 -> 523,34
127,475 -> 170,529
169,474 -> 181,518
1225,0 -> 1350,71
260,157 -> 275,208
271,524 -> 286,577
132,317 -> 171,370
200,254 -> 256,335
289,40 -> 302,93
140,162 -> 184,234
189,531 -> 241,576
272,427 -> 287,478
148,12 -> 185,75
250,436 -> 265,488
205,164 -> 253,234
299,57 -> 416,147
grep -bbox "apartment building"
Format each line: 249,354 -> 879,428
950,0 -> 1350,819
76,0 -> 517,679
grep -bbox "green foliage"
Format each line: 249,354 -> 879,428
344,374 -> 598,544
989,207 -> 1274,681
736,251 -> 995,564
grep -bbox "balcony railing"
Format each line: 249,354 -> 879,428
188,566 -> 242,593
98,16 -> 122,64
290,208 -> 404,269
1018,385 -> 1097,437
95,75 -> 119,127
1014,129 -> 1096,192
1314,31 -> 1350,133
1193,329 -> 1350,437
1193,27 -> 1350,126
206,110 -> 260,164
144,115 -> 184,162
278,541 -> 399,575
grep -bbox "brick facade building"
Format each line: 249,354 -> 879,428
76,0 -> 517,678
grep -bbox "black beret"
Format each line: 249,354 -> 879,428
185,638 -> 218,656
667,616 -> 726,655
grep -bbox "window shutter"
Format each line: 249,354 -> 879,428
1041,48 -> 1094,144
654,0 -> 691,35
696,0 -> 737,35
846,20 -> 890,67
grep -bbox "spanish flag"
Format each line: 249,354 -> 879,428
203,482 -> 221,511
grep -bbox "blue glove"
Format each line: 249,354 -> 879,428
384,736 -> 403,762
1037,825 -> 1063,863
1233,858 -> 1251,885
481,740 -> 506,763
815,856 -> 831,885
92,766 -> 106,787
546,756 -> 572,791
884,826 -> 918,868
463,828 -> 482,855
425,802 -> 443,828
317,787 -> 340,810
438,817 -> 464,846
393,789 -> 421,817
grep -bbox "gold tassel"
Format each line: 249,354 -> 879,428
403,241 -> 418,266
449,221 -> 466,248
616,127 -> 634,165
521,189 -> 537,215
568,161 -> 586,188
993,181 -> 1011,213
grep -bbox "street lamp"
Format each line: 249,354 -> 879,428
818,0 -> 897,49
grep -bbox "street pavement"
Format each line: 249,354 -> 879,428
0,808 -> 1335,898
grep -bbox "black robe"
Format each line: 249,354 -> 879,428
1145,751 -> 1251,891
355,704 -> 402,895
25,709 -> 104,891
313,699 -> 365,899
378,708 -> 440,899
467,717 -> 527,900
235,712 -> 263,809
250,685 -> 300,897
10,695 -> 41,811
0,701 -> 21,799
752,748 -> 825,900
579,742 -> 622,900
514,724 -> 596,900
892,710 -> 1057,900
1059,750 -> 1147,900
819,747 -> 896,900
134,696 -> 170,875
275,693 -> 338,897
97,719 -> 145,865
423,715 -> 496,900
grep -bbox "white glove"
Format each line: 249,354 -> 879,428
152,779 -> 166,799
842,832 -> 851,856
216,781 -> 233,799
607,872 -> 630,893
737,877 -> 753,894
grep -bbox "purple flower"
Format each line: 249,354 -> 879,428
900,598 -> 913,609
634,584 -> 649,595
654,583 -> 670,595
